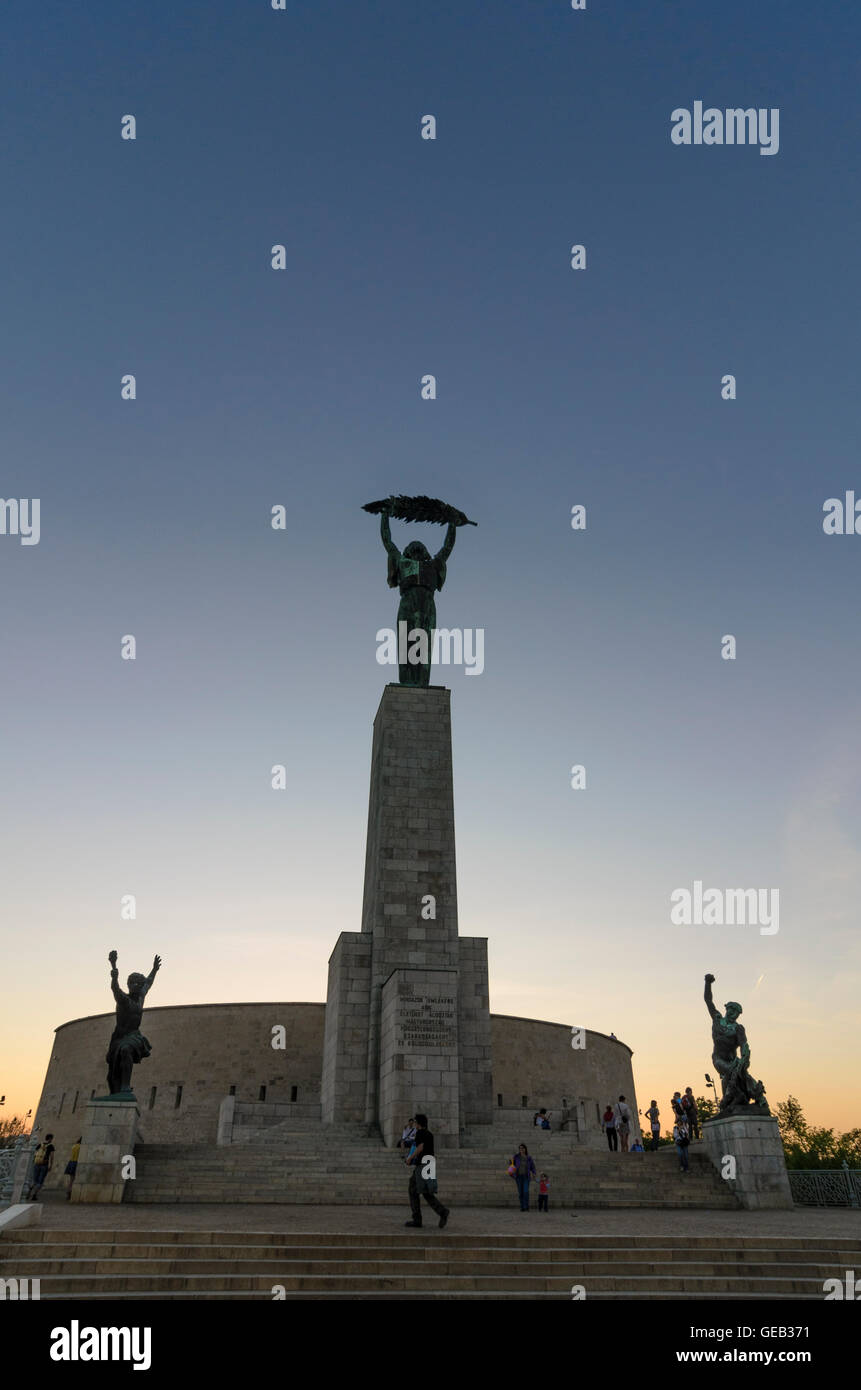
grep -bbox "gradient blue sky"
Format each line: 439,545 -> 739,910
2,1 -> 859,1129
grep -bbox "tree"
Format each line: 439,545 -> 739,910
776,1096 -> 861,1170
695,1094 -> 717,1122
776,1096 -> 807,1143
0,1114 -> 29,1147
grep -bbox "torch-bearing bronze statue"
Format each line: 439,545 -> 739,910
704,972 -> 769,1115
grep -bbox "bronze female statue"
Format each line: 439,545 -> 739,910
363,494 -> 475,688
103,950 -> 161,1098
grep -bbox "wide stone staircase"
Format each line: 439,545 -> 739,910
1,1228 -> 854,1299
122,1136 -> 739,1208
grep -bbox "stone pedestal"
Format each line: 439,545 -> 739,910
71,1099 -> 139,1203
701,1112 -> 793,1209
321,684 -> 493,1142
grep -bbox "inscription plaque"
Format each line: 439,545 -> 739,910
398,995 -> 457,1051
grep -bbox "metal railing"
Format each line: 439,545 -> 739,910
0,1147 -> 18,1193
0,1136 -> 38,1207
789,1165 -> 861,1207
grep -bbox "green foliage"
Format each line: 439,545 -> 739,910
695,1094 -> 717,1121
776,1095 -> 861,1170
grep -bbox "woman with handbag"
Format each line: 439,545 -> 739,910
511,1144 -> 537,1211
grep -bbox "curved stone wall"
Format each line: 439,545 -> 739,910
31,1002 -> 639,1181
489,1014 -> 639,1143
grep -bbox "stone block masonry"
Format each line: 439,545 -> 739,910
71,1099 -> 139,1204
321,684 -> 493,1141
701,1113 -> 793,1209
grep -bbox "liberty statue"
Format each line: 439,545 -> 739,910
363,494 -> 476,688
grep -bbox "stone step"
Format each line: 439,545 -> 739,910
129,1174 -> 715,1185
128,1168 -> 720,1180
123,1170 -> 738,1206
11,1230 -> 849,1250
2,1256 -> 846,1279
132,1162 -> 709,1177
0,1251 -> 851,1273
3,1229 -> 851,1298
138,1141 -> 663,1157
126,1185 -> 725,1197
2,1271 -> 836,1296
19,1289 -> 829,1301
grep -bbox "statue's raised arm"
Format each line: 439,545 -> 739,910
380,507 -> 399,561
108,949 -> 125,1004
140,954 -> 162,1000
704,972 -> 720,1021
434,522 -> 457,564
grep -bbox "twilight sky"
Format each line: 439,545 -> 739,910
2,0 -> 859,1133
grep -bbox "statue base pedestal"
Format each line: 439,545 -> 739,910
701,1112 -> 793,1209
71,1099 -> 139,1204
321,685 -> 493,1143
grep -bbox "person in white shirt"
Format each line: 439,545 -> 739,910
644,1100 -> 661,1151
614,1095 -> 633,1153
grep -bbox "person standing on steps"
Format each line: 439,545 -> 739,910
29,1133 -> 55,1199
63,1137 -> 82,1200
673,1115 -> 690,1173
602,1103 -> 618,1151
404,1113 -> 450,1229
644,1100 -> 661,1151
511,1143 -> 537,1210
614,1095 -> 633,1153
538,1171 -> 550,1212
682,1088 -> 700,1140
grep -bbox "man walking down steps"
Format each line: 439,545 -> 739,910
405,1112 -> 450,1229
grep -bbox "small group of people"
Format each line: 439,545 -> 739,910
670,1089 -> 699,1172
671,1089 -> 700,1138
508,1145 -> 550,1211
601,1095 -> 635,1151
532,1109 -> 552,1130
26,1133 -> 81,1201
643,1088 -> 700,1171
